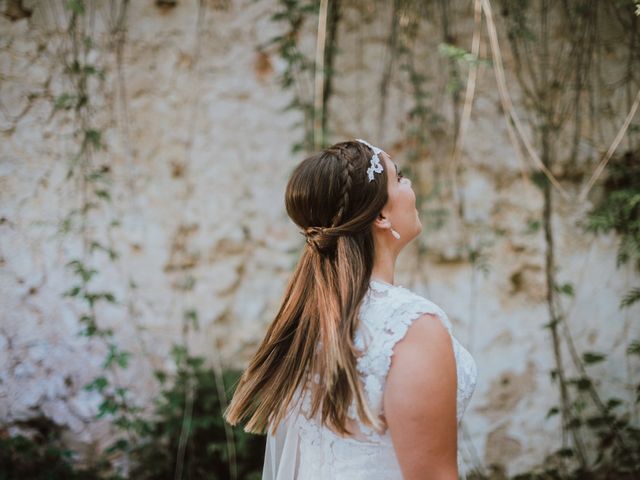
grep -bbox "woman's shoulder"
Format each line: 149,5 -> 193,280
362,279 -> 453,335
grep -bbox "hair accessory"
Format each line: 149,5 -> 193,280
355,138 -> 384,182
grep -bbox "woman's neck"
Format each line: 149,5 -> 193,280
371,252 -> 398,285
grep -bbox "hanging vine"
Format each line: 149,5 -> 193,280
51,0 -> 144,473
48,1 -> 260,477
262,0 -> 322,153
496,0 -> 640,476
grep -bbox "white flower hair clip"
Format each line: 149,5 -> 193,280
355,138 -> 384,182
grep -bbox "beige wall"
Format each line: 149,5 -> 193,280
1,0 -> 638,475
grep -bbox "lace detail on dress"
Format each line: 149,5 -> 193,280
262,279 -> 478,480
351,279 -> 478,429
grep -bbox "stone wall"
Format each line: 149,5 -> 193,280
1,0 -> 638,476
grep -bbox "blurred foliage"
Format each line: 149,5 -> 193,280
126,346 -> 264,480
586,150 -> 640,308
0,350 -> 264,480
0,435 -> 101,480
0,417 -> 104,480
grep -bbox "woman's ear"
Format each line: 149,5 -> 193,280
373,213 -> 392,232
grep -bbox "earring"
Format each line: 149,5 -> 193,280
390,227 -> 401,240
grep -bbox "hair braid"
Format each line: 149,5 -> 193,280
330,146 -> 355,228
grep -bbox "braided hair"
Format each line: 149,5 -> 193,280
298,142 -> 375,255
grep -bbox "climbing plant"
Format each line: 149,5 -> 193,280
261,0 -> 322,153
496,0 -> 640,476
586,150 -> 640,309
50,0 -> 147,475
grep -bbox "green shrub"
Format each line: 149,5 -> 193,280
0,417 -> 103,480
125,346 -> 264,480
0,350 -> 264,480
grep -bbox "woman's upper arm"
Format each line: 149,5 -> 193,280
383,313 -> 458,480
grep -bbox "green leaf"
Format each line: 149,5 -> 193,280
95,189 -> 111,201
605,398 -> 623,410
620,287 -> 640,309
568,376 -> 592,391
554,282 -> 574,297
97,397 -> 118,418
103,344 -> 131,369
82,64 -> 100,76
154,370 -> 167,384
90,241 -> 119,260
530,171 -> 547,190
525,219 -> 541,234
79,322 -> 97,337
116,351 -> 131,368
64,285 -> 82,297
84,292 -> 106,307
437,42 -> 491,67
86,169 -> 105,182
567,416 -> 582,428
586,415 -> 607,428
556,447 -> 574,458
67,0 -> 85,15
184,309 -> 199,330
546,406 -> 559,419
53,93 -> 76,110
84,376 -> 108,393
627,341 -> 640,356
105,438 -> 129,454
84,129 -> 102,149
582,352 -> 606,365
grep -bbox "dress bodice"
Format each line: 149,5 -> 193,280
262,279 -> 478,479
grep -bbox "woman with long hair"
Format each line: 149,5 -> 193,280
224,139 -> 478,479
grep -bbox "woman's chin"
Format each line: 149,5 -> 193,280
409,224 -> 422,241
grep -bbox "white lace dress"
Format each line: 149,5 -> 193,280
262,278 -> 478,479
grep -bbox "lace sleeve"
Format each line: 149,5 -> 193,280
355,288 -> 455,421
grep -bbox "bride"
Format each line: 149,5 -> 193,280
224,139 -> 478,479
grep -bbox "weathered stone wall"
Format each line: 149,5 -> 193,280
1,0 -> 638,476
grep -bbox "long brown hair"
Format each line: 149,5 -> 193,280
224,140 -> 389,435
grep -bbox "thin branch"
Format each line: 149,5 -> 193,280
313,0 -> 329,150
174,377 -> 195,480
449,0 -> 482,212
212,349 -> 238,480
481,0 -> 570,199
578,87 -> 640,201
439,0 -> 461,135
322,0 -> 341,142
377,0 -> 401,142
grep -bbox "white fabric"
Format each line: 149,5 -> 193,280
262,278 -> 478,479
